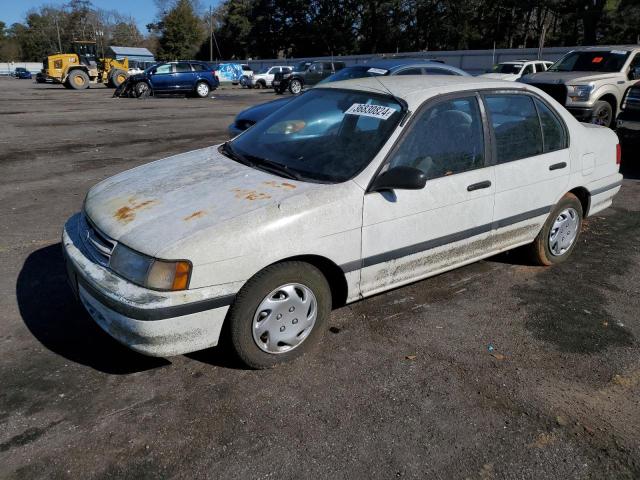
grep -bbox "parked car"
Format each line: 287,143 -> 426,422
63,76 -> 622,368
248,66 -> 292,89
616,82 -> 640,144
127,61 -> 219,98
12,67 -> 32,79
229,59 -> 470,136
273,60 -> 346,94
519,46 -> 640,127
479,60 -> 553,81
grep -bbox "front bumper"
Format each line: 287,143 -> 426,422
62,213 -> 234,357
566,106 -> 595,122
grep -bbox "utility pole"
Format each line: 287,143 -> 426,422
54,15 -> 62,52
209,5 -> 213,62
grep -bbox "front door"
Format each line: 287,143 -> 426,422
361,94 -> 496,296
150,63 -> 174,91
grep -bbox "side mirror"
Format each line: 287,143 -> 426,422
370,166 -> 427,192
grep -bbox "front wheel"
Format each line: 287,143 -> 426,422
591,100 -> 613,128
195,81 -> 210,98
135,81 -> 151,98
227,261 -> 332,369
288,78 -> 303,94
528,193 -> 583,266
68,70 -> 89,90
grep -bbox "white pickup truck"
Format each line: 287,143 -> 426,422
520,46 -> 640,128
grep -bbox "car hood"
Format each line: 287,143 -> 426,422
83,145 -> 330,258
521,71 -> 621,84
479,73 -> 519,81
236,97 -> 293,123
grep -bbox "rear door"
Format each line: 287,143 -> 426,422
483,91 -> 570,249
360,93 -> 495,296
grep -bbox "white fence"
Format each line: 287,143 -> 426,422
0,62 -> 43,76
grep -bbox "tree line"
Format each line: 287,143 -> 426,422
1,0 -> 639,63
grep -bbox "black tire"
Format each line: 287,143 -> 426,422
68,70 -> 89,90
194,81 -> 210,98
528,193 -> 583,266
253,81 -> 261,89
109,69 -> 127,89
591,100 -> 613,128
135,81 -> 151,98
288,78 -> 303,94
227,261 -> 332,369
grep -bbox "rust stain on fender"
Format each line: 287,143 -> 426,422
184,210 -> 206,221
114,198 -> 158,224
232,188 -> 271,201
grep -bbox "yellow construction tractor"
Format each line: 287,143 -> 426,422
43,41 -> 129,90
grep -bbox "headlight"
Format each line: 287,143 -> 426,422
109,243 -> 191,291
567,85 -> 594,101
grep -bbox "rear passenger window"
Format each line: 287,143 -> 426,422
191,63 -> 207,71
389,96 -> 485,179
424,67 -> 455,75
484,94 -> 543,163
535,98 -> 567,152
396,68 -> 422,75
175,63 -> 192,73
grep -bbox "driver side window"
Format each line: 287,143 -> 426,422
388,96 -> 485,180
155,64 -> 172,74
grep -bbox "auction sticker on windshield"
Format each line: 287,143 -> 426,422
345,103 -> 395,120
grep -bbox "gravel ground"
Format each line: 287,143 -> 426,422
1,78 -> 639,479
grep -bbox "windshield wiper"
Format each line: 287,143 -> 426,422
245,155 -> 304,181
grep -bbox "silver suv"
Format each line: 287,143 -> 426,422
520,46 -> 640,127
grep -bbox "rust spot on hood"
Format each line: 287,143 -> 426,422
232,188 -> 271,201
184,210 -> 206,221
263,181 -> 297,190
114,198 -> 158,224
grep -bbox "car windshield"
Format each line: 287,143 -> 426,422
493,64 -> 522,74
226,88 -> 404,183
318,66 -> 390,84
548,51 -> 630,73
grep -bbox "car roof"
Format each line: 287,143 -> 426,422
569,45 -> 640,52
318,76 -> 532,108
360,58 -> 443,69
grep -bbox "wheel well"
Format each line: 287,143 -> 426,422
276,255 -> 348,308
598,93 -> 618,117
258,79 -> 266,85
569,187 -> 591,216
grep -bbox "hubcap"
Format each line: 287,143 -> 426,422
592,107 -> 611,126
197,83 -> 208,96
291,81 -> 301,94
549,207 -> 579,256
74,75 -> 84,85
252,283 -> 317,354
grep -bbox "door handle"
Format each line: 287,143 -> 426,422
549,162 -> 567,171
467,180 -> 492,191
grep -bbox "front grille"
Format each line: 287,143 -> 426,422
529,83 -> 567,105
80,214 -> 116,267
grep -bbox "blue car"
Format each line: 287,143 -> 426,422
12,67 -> 32,79
128,61 -> 220,98
228,59 -> 469,136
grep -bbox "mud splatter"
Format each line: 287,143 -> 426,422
114,198 -> 158,224
232,188 -> 271,201
183,210 -> 206,221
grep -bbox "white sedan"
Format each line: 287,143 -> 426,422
63,76 -> 622,368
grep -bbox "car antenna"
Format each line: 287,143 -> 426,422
371,74 -> 412,126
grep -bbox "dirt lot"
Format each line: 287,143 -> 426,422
1,77 -> 639,479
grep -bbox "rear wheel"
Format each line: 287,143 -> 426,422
195,81 -> 210,98
68,70 -> 89,90
591,100 -> 613,128
227,261 -> 331,369
528,193 -> 583,266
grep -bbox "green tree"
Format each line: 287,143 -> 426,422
157,0 -> 205,60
